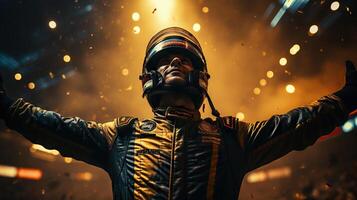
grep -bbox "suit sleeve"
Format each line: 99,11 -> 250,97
4,98 -> 118,169
237,95 -> 349,172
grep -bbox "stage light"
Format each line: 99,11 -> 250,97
247,171 -> 267,183
309,25 -> 319,35
28,82 -> 35,90
133,26 -> 141,34
150,0 -> 175,24
253,87 -> 261,95
63,55 -> 71,63
193,23 -> 201,32
202,6 -> 209,13
74,172 -> 93,181
342,120 -> 354,132
266,71 -> 274,78
64,157 -> 73,164
122,68 -> 129,76
279,57 -> 287,66
31,144 -> 59,156
0,165 -> 17,178
247,166 -> 291,183
330,1 -> 340,11
236,112 -> 245,120
0,165 -> 42,180
286,84 -> 295,94
259,79 -> 267,86
132,12 -> 140,21
289,44 -> 300,55
48,20 -> 57,29
17,168 -> 42,180
14,73 -> 22,80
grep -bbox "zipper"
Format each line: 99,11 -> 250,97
168,120 -> 177,200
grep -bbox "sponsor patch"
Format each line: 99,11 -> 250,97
139,120 -> 156,132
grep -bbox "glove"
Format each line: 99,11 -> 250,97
334,60 -> 357,113
0,72 -> 15,119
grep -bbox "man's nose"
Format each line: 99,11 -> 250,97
169,57 -> 182,67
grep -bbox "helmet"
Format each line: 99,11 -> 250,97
140,27 -> 210,109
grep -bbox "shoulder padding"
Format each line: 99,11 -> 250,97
220,116 -> 239,131
116,116 -> 138,135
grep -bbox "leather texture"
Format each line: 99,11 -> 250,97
4,95 -> 348,200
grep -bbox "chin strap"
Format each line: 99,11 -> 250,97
202,89 -> 220,118
140,69 -> 220,117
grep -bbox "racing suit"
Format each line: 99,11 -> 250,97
3,95 -> 348,200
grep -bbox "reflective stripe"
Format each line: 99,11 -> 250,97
206,143 -> 220,200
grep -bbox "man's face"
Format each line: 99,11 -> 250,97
156,54 -> 194,86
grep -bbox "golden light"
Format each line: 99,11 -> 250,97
330,1 -> 340,11
202,6 -> 209,13
48,20 -> 57,29
253,87 -> 261,95
289,44 -> 300,55
132,12 -> 140,21
63,55 -> 71,63
0,165 -> 17,178
279,57 -> 287,66
31,144 -> 59,156
61,74 -> 66,79
14,73 -> 22,80
247,171 -> 267,183
64,157 -> 73,164
309,25 -> 319,35
74,172 -> 93,181
259,79 -> 267,86
133,26 -> 141,34
17,168 -> 42,180
266,71 -> 274,78
236,112 -> 245,121
122,68 -> 129,76
286,84 -> 295,94
150,0 -> 176,24
192,23 -> 201,32
28,82 -> 35,90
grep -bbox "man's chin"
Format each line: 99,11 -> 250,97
164,77 -> 187,87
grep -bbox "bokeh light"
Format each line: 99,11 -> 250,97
28,82 -> 35,90
202,6 -> 209,13
330,1 -> 340,11
14,73 -> 22,80
64,157 -> 73,164
131,12 -> 140,21
63,55 -> 71,63
193,23 -> 201,32
133,26 -> 141,34
309,25 -> 319,35
259,79 -> 267,86
342,120 -> 354,132
279,57 -> 287,66
285,84 -> 295,94
122,68 -> 129,76
236,112 -> 245,121
289,44 -> 300,55
266,71 -> 274,78
48,20 -> 56,29
253,87 -> 261,95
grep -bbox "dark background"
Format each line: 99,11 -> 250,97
0,0 -> 356,199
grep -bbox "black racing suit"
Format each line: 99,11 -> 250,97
3,95 -> 348,200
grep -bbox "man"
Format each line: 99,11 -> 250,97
0,27 -> 356,200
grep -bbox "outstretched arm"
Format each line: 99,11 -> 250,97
0,75 -> 117,169
238,61 -> 357,172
